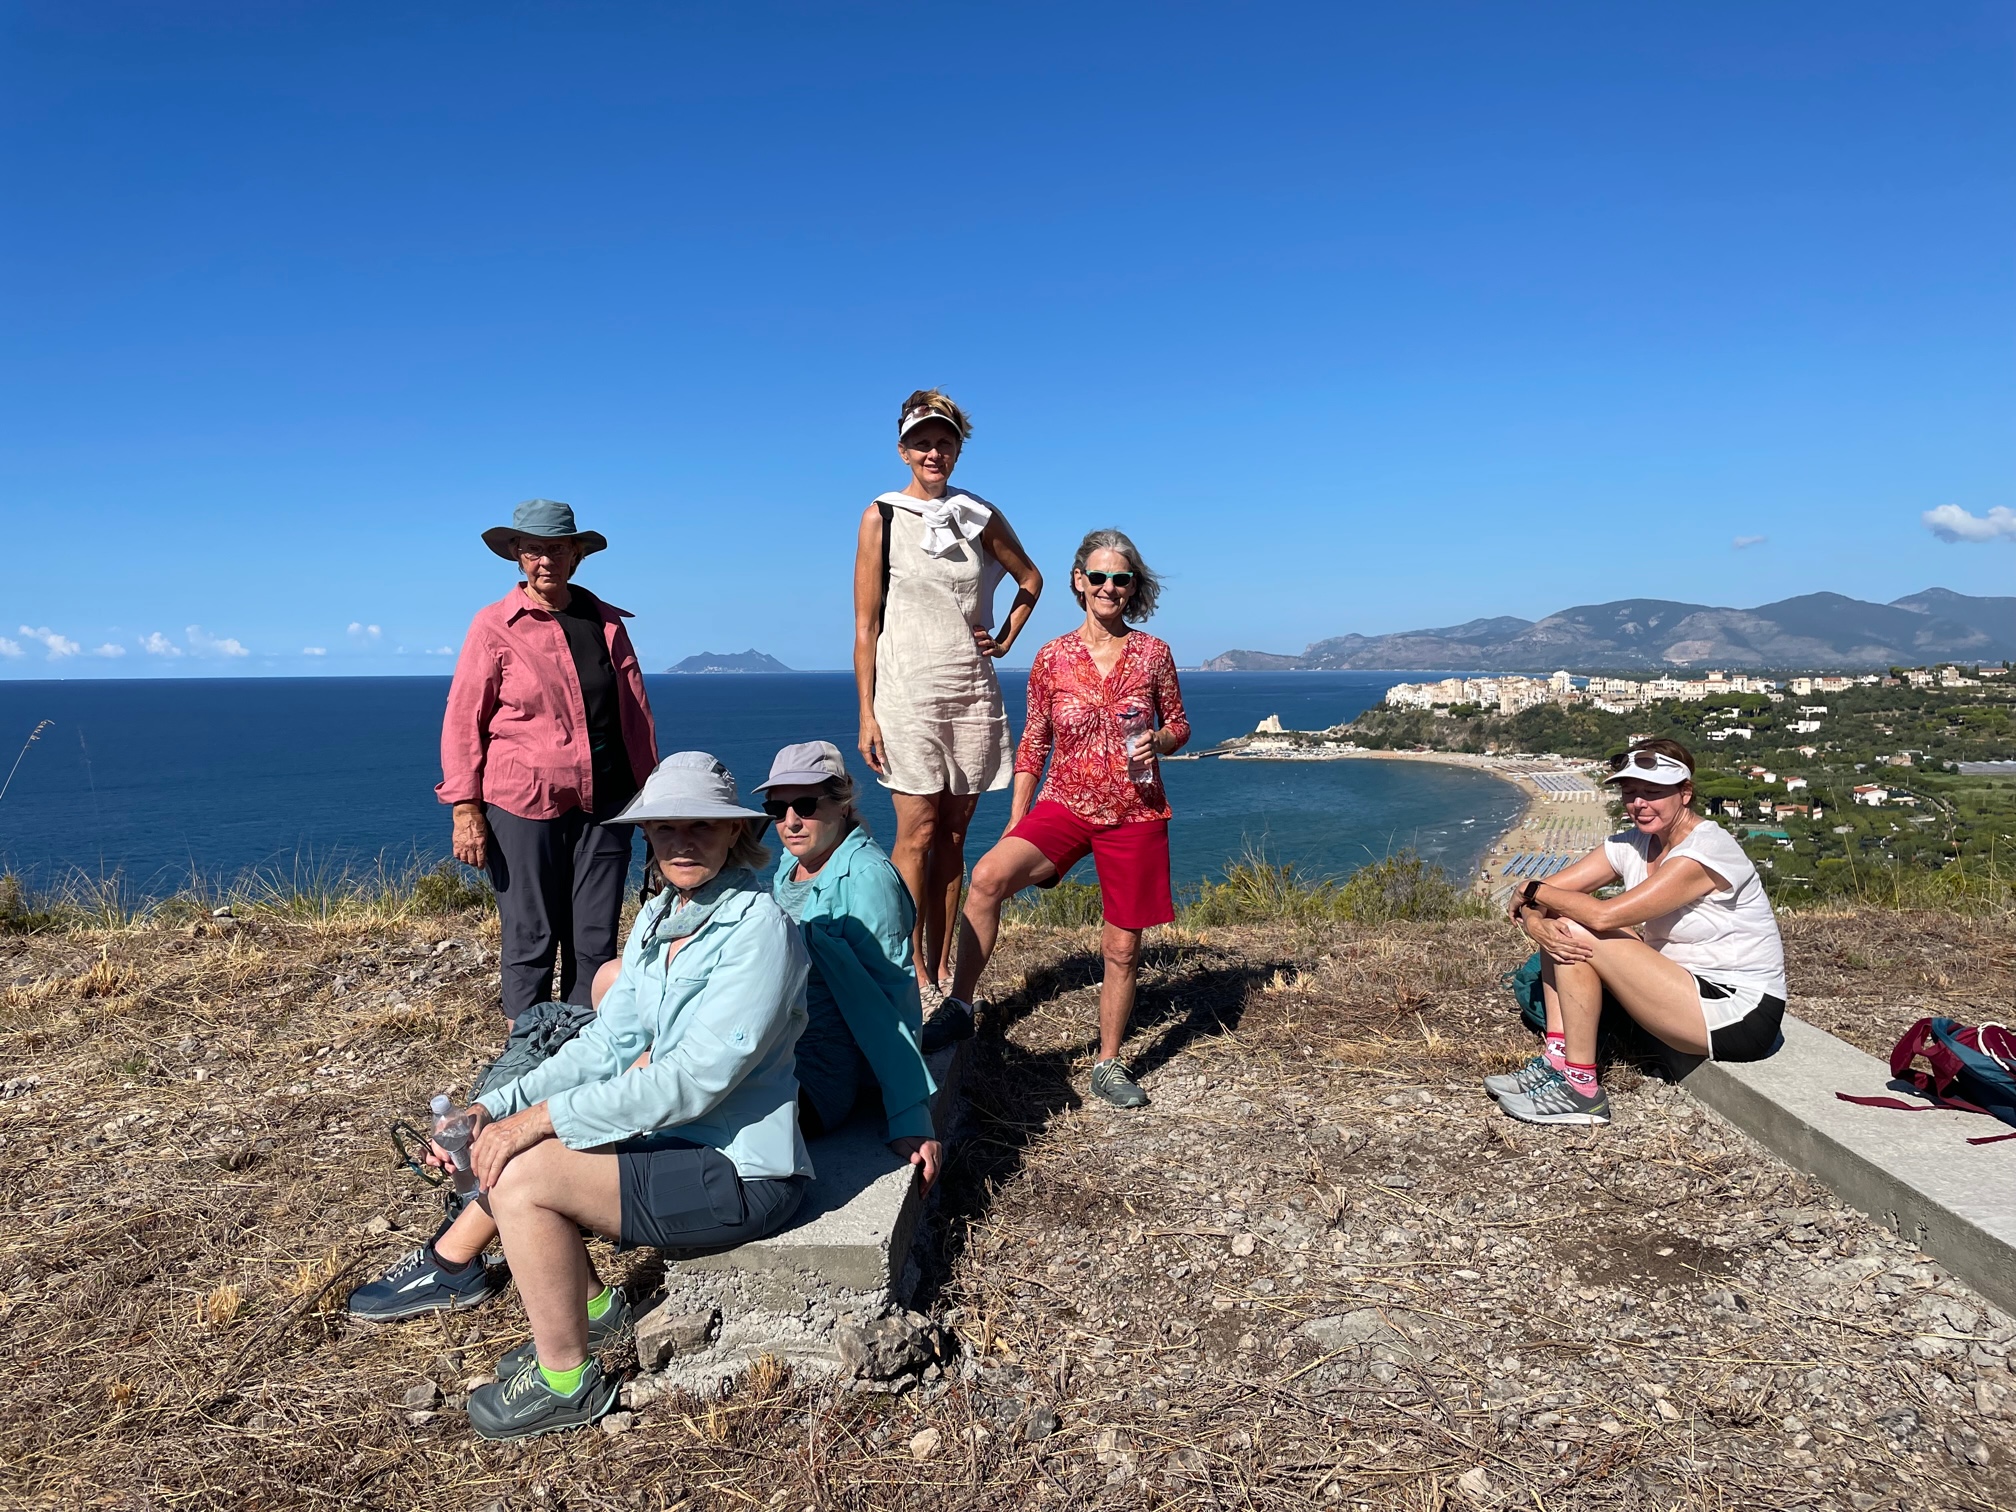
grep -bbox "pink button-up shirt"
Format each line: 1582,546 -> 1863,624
437,586 -> 660,821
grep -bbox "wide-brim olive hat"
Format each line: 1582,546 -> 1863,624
482,498 -> 609,561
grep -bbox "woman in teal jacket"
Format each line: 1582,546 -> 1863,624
756,741 -> 942,1188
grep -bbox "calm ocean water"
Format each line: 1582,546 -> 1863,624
0,672 -> 1521,900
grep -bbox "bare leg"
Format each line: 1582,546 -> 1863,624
949,838 -> 1056,1003
925,792 -> 982,988
485,1141 -> 624,1370
1097,923 -> 1141,1061
888,792 -> 941,993
1547,921 -> 1710,1060
590,957 -> 621,1007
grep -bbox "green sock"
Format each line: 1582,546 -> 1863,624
586,1285 -> 615,1321
539,1358 -> 587,1396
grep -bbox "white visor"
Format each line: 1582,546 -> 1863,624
900,407 -> 960,441
1603,751 -> 1692,786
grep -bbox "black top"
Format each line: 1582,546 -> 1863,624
551,586 -> 637,816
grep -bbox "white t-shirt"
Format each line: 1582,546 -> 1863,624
1601,821 -> 1787,999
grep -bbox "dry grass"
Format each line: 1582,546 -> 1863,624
0,906 -> 2011,1508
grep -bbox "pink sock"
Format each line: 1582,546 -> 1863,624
1544,1033 -> 1567,1070
1562,1060 -> 1600,1099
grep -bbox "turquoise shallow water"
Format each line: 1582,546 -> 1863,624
0,671 -> 1519,898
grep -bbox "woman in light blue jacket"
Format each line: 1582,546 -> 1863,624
450,752 -> 810,1441
755,741 -> 942,1188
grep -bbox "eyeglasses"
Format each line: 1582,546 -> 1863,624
516,540 -> 574,560
1082,570 -> 1136,587
763,795 -> 826,821
903,439 -> 957,457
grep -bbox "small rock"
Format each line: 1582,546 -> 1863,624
634,1302 -> 721,1370
1230,1233 -> 1256,1257
620,1377 -> 663,1411
601,1411 -> 634,1437
401,1379 -> 442,1411
365,1217 -> 391,1235
406,1409 -> 437,1426
1656,1399 -> 1682,1422
965,1423 -> 991,1444
1299,1309 -> 1405,1352
909,1427 -> 943,1461
1456,1466 -> 1492,1501
836,1315 -> 933,1381
1020,1404 -> 1060,1441
1597,1418 -> 1625,1436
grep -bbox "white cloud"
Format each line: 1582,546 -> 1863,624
0,637 -> 22,659
186,624 -> 250,658
1924,504 -> 2016,543
348,621 -> 383,639
302,646 -> 328,656
1732,535 -> 1767,550
139,631 -> 185,657
92,643 -> 127,658
427,645 -> 454,656
19,625 -> 81,659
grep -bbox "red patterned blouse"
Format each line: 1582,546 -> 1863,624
1014,631 -> 1191,825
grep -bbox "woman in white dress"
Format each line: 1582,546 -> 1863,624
1489,737 -> 1788,1126
853,389 -> 1043,997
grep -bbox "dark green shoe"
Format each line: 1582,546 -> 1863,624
466,1358 -> 618,1441
1091,1058 -> 1149,1109
494,1290 -> 634,1378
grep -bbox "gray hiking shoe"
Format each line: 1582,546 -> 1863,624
1090,1058 -> 1150,1109
1497,1073 -> 1610,1126
494,1290 -> 633,1378
466,1357 -> 618,1441
1483,1055 -> 1561,1101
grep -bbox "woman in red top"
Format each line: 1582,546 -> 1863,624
925,529 -> 1190,1109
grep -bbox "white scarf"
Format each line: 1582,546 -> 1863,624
877,489 -> 993,558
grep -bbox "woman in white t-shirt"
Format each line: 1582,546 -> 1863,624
1487,738 -> 1787,1126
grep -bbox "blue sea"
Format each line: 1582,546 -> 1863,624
0,672 -> 1521,901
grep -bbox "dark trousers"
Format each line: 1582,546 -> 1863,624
484,804 -> 633,1021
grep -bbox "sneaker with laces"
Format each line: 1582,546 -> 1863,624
1090,1057 -> 1150,1109
494,1291 -> 634,1377
1483,1055 -> 1561,1101
920,996 -> 976,1054
466,1358 -> 618,1441
346,1244 -> 505,1322
1497,1074 -> 1610,1126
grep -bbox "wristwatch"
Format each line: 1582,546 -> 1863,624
1519,879 -> 1541,909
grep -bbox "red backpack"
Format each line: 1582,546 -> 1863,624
1837,1017 -> 2016,1146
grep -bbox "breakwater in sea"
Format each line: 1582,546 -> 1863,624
0,671 -> 1525,899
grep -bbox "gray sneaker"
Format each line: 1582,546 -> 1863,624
1497,1074 -> 1610,1126
494,1290 -> 633,1378
466,1357 -> 618,1441
1090,1058 -> 1150,1109
1483,1055 -> 1561,1101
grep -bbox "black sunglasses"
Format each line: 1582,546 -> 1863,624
763,794 -> 826,821
1082,570 -> 1135,587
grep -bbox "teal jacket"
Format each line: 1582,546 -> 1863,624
478,883 -> 813,1181
773,826 -> 938,1141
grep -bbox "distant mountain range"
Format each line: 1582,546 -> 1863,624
664,649 -> 792,674
1203,588 -> 2016,673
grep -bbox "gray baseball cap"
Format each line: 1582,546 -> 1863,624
608,752 -> 767,825
482,498 -> 609,561
753,740 -> 850,792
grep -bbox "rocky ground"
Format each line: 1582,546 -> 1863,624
1,905 -> 2012,1509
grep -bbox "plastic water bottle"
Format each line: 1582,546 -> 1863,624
430,1094 -> 479,1197
1117,705 -> 1156,787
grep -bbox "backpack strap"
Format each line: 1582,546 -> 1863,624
876,500 -> 893,634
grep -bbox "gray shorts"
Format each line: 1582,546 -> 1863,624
615,1137 -> 806,1254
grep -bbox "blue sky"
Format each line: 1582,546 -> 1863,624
4,2 -> 2012,677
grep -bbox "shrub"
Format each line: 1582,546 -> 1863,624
410,860 -> 495,916
1005,878 -> 1106,927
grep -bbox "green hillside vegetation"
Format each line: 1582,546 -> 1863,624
1344,673 -> 2016,907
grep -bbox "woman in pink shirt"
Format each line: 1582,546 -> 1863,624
439,499 -> 659,1020
927,528 -> 1189,1109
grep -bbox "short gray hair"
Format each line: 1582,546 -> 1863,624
1070,528 -> 1161,622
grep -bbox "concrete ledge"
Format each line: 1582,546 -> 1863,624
1669,1013 -> 2016,1316
671,1039 -> 971,1306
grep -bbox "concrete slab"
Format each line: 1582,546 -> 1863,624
1668,1013 -> 2016,1316
670,1038 -> 970,1305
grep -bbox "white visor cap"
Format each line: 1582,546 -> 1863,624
1603,751 -> 1693,787
900,407 -> 962,441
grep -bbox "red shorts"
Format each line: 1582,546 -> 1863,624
1008,801 -> 1174,930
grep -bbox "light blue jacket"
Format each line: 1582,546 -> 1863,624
774,826 -> 937,1141
478,883 -> 812,1180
